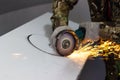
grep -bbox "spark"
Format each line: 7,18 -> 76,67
68,39 -> 120,63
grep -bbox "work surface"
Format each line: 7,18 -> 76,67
0,12 -> 89,80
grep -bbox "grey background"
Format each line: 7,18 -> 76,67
0,0 -> 52,14
0,0 -> 105,80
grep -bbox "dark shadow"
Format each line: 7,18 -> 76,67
44,24 -> 53,40
76,58 -> 106,80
